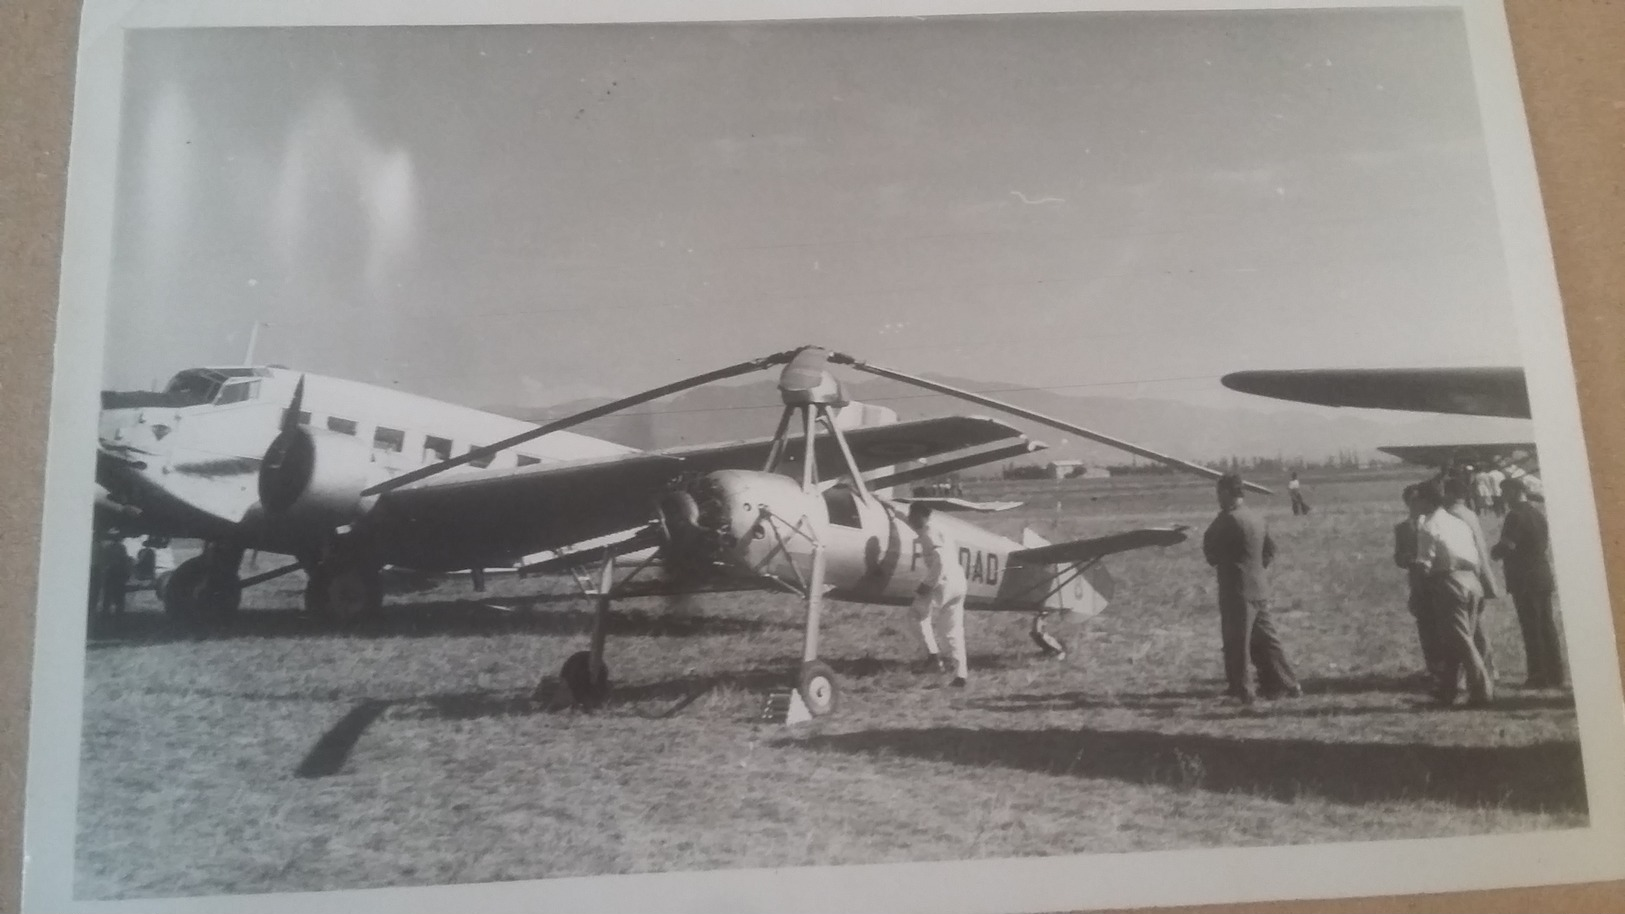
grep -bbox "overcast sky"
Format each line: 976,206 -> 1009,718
104,7 -> 1521,420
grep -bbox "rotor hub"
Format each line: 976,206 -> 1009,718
778,347 -> 849,407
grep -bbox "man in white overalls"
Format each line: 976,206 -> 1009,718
907,502 -> 969,687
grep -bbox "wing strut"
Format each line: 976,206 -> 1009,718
827,351 -> 1272,495
363,348 -> 804,497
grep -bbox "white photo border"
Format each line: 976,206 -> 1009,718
23,1 -> 1625,911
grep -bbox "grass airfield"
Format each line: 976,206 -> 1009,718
75,469 -> 1585,900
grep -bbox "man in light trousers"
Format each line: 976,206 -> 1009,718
908,502 -> 969,687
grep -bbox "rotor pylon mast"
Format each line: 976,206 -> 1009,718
764,347 -> 876,503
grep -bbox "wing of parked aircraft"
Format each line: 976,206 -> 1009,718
1220,367 -> 1529,419
361,415 -> 1032,571
1377,442 -> 1537,469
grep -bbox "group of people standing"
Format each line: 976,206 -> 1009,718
87,533 -> 171,619
1199,465 -> 1564,709
905,461 -> 1564,705
1395,472 -> 1565,704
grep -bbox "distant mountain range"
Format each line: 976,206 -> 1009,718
488,372 -> 1532,471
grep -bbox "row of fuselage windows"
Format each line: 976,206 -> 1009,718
295,411 -> 542,469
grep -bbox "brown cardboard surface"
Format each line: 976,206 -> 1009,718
0,0 -> 76,911
0,2 -> 1620,912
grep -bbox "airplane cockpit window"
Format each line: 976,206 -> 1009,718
161,370 -> 224,407
468,447 -> 495,469
823,486 -> 863,528
516,454 -> 541,467
327,417 -> 358,436
157,368 -> 271,408
373,427 -> 405,453
215,380 -> 259,405
296,411 -> 311,426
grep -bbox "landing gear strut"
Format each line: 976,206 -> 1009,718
558,554 -> 616,710
1030,613 -> 1068,660
795,544 -> 839,717
163,543 -> 243,626
303,540 -> 383,622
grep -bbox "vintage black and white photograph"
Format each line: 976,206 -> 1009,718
21,1 -> 1625,912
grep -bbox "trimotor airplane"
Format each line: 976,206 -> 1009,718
98,345 -> 1268,717
96,353 -> 1027,623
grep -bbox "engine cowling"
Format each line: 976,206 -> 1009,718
655,470 -> 825,580
655,475 -> 734,578
257,426 -> 378,528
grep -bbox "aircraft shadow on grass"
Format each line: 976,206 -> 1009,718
796,725 -> 1587,814
85,597 -> 790,646
291,657 -> 925,778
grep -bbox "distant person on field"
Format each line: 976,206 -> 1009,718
87,532 -> 105,617
1287,472 -> 1310,516
1412,481 -> 1494,706
1394,483 -> 1447,688
133,537 -> 157,584
1498,458 -> 1538,509
1472,466 -> 1499,516
1486,463 -> 1509,516
1443,475 -> 1501,683
1202,473 -> 1300,703
907,502 -> 969,688
97,534 -> 132,617
1492,477 -> 1567,688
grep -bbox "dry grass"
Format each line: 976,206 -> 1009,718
73,469 -> 1586,900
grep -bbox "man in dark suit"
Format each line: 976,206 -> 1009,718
1492,477 -> 1566,688
1203,473 -> 1301,702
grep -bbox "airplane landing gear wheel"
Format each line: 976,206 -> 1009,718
797,661 -> 839,717
163,555 -> 242,626
561,650 -> 610,710
306,562 -> 382,623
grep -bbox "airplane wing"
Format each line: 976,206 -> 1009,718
368,415 -> 1031,571
1378,442 -> 1537,468
1220,367 -> 1529,419
654,414 -> 1028,470
1007,525 -> 1190,567
894,497 -> 1024,513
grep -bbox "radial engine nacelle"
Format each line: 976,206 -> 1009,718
257,426 -> 381,529
657,469 -> 822,580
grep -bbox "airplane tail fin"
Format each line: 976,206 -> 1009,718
835,400 -> 900,494
830,400 -> 899,429
1016,527 -> 1115,620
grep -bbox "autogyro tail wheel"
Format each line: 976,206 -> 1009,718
1030,614 -> 1068,659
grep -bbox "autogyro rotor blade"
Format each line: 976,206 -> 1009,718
827,351 -> 1273,496
362,347 -> 805,497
